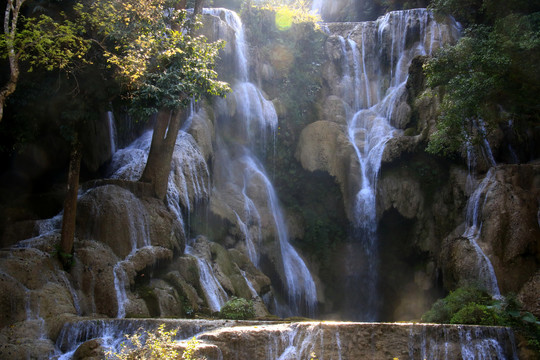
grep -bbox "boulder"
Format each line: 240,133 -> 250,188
76,184 -> 184,259
296,121 -> 354,206
72,240 -> 120,317
518,270 -> 540,318
322,96 -> 348,125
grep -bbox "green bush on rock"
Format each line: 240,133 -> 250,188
107,324 -> 179,359
422,287 -> 540,354
219,296 -> 255,320
421,285 -> 491,323
450,303 -> 504,326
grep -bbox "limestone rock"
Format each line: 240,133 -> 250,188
72,338 -> 105,360
518,270 -> 540,318
76,185 -> 152,258
381,135 -> 422,163
76,184 -> 184,259
480,165 -> 540,293
295,120 -> 353,191
148,279 -> 183,318
377,169 -> 423,220
72,240 -> 119,317
189,106 -> 215,162
323,95 -> 348,125
440,164 -> 540,295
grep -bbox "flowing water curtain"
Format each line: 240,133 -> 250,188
327,9 -> 460,320
204,8 -> 318,317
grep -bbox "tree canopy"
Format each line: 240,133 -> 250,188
425,0 -> 540,156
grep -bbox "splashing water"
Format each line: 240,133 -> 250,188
462,169 -> 501,297
205,8 -> 318,316
330,9 -> 460,320
185,244 -> 228,312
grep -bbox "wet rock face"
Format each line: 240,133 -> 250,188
295,120 -> 355,215
440,164 -> 540,303
54,319 -> 519,360
76,184 -> 184,258
197,322 -> 517,360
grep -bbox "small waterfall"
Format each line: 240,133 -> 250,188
474,118 -> 497,167
331,9 -> 459,320
57,270 -> 82,316
242,156 -> 317,316
108,130 -> 210,316
205,7 -> 317,316
106,111 -> 117,155
55,319 -> 239,358
240,269 -> 258,298
462,169 -> 501,297
185,244 -> 228,312
113,262 -> 130,318
23,288 -> 47,340
109,129 -> 209,233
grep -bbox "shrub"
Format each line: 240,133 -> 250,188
219,296 -> 255,320
450,303 -> 504,326
422,287 -> 540,355
421,286 -> 491,323
107,324 -> 179,359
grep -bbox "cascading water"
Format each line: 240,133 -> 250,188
329,9 -> 460,320
462,169 -> 501,297
204,8 -> 317,317
107,126 -> 210,316
106,110 -> 117,155
462,118 -> 501,296
185,244 -> 228,312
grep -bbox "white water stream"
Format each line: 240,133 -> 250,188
462,169 -> 501,297
185,244 -> 229,312
331,9 -> 459,320
205,7 -> 318,316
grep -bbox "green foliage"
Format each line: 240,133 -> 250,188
450,303 -> 504,325
107,324 -> 180,359
255,1 -> 321,24
219,296 -> 255,320
422,287 -> 540,353
425,0 -> 540,156
74,0 -> 230,119
0,13 -> 91,72
182,337 -> 203,360
421,285 -> 492,323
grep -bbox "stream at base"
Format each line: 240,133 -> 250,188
54,319 -> 519,360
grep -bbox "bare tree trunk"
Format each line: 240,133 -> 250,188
1,0 -> 26,122
60,141 -> 81,268
139,109 -> 184,200
175,0 -> 187,10
193,0 -> 204,16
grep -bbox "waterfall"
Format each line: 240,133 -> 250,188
185,244 -> 228,312
330,9 -> 460,320
205,8 -> 317,316
241,155 -> 317,316
108,128 -> 210,316
106,111 -> 117,155
462,169 -> 501,297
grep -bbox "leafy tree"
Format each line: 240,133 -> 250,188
0,1 -> 90,122
75,0 -> 229,199
2,0 -> 228,263
425,0 -> 540,156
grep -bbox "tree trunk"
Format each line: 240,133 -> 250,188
139,109 -> 184,200
1,0 -> 26,123
60,141 -> 82,268
193,0 -> 204,16
175,0 -> 187,10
